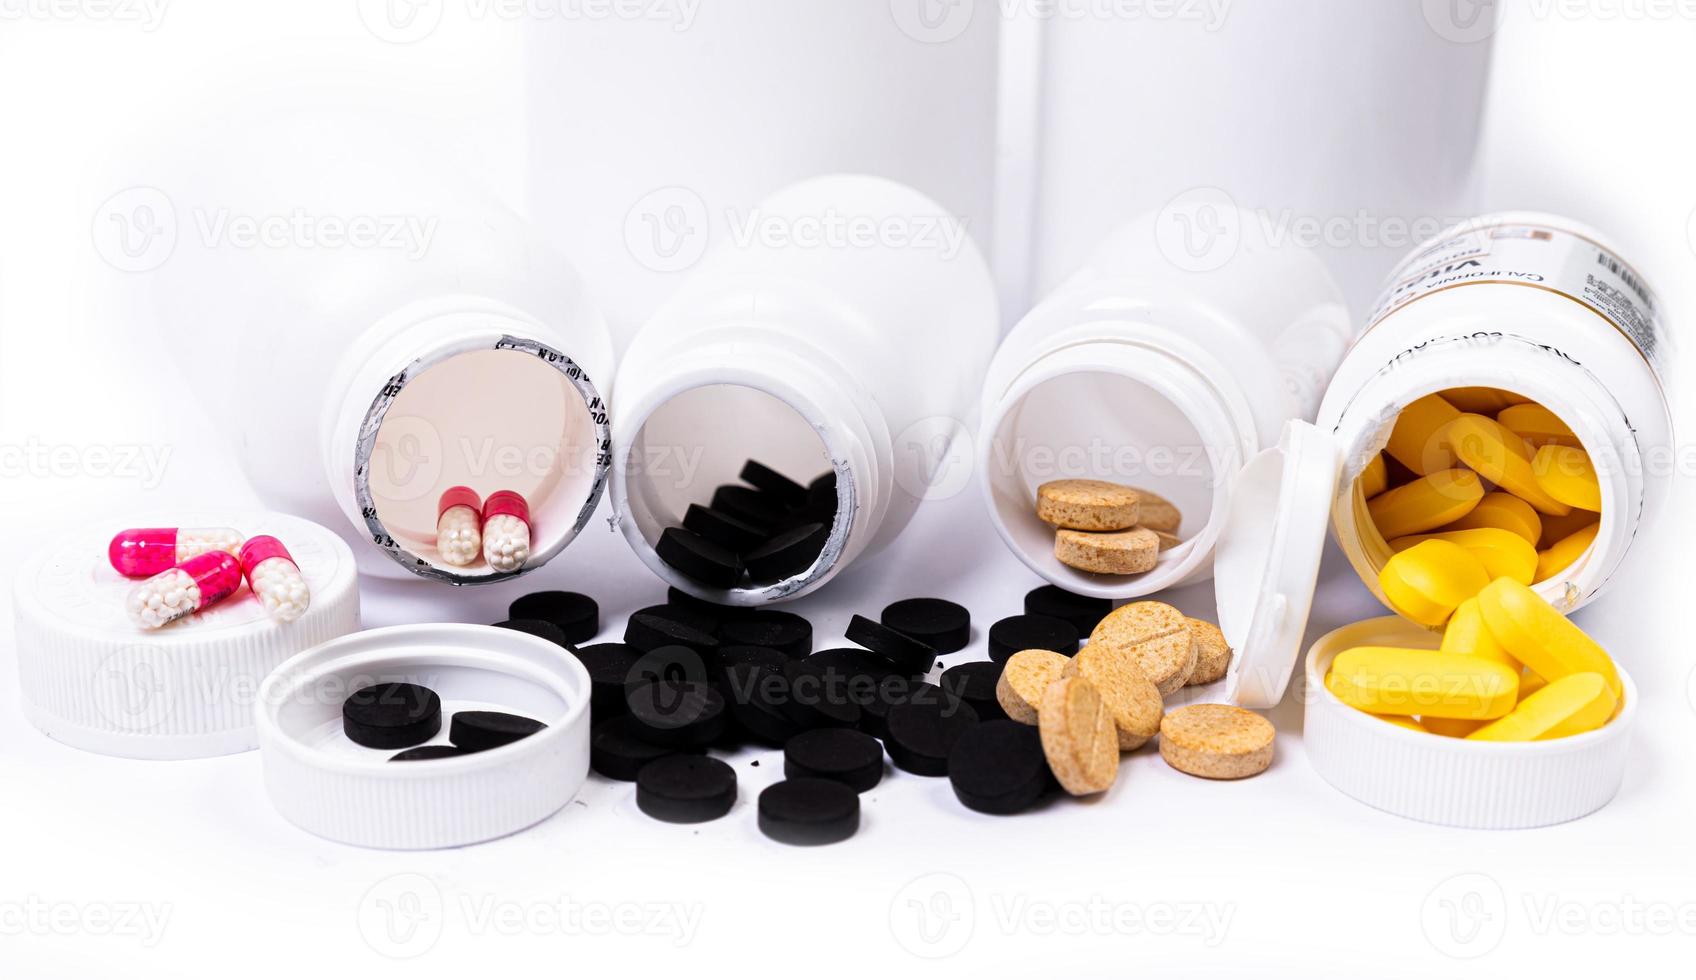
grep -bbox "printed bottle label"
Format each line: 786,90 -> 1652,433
1366,218 -> 1664,378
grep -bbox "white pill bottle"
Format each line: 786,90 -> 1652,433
611,175 -> 999,604
1308,212 -> 1672,614
148,109 -> 614,584
978,207 -> 1353,598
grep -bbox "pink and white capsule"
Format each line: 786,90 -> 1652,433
482,490 -> 531,572
239,535 -> 310,623
125,551 -> 243,630
436,486 -> 483,567
109,527 -> 244,578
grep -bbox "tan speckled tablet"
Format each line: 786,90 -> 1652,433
1126,487 -> 1182,533
1148,527 -> 1182,551
1088,601 -> 1196,695
995,648 -> 1072,725
1063,644 -> 1163,750
1158,704 -> 1274,779
1055,527 -> 1159,575
1038,675 -> 1119,795
1184,618 -> 1233,686
1036,479 -> 1140,531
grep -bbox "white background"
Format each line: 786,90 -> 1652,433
3,2 -> 1695,976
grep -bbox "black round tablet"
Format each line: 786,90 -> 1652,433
845,613 -> 937,676
1024,585 -> 1113,636
717,645 -> 790,684
448,710 -> 547,752
987,614 -> 1079,664
758,778 -> 860,846
719,611 -> 812,659
590,715 -> 696,781
625,644 -> 718,696
940,661 -> 1006,722
625,609 -> 721,654
491,618 -> 570,649
739,459 -> 809,509
780,668 -> 862,731
880,598 -> 971,654
859,677 -> 942,741
723,661 -> 801,747
625,681 -> 728,747
947,720 -> 1051,815
744,523 -> 829,582
389,744 -> 469,762
885,694 -> 980,776
573,642 -> 642,720
784,650 -> 890,731
507,591 -> 599,646
343,682 -> 442,749
682,503 -> 769,552
666,586 -> 743,621
804,471 -> 837,521
711,484 -> 790,528
784,728 -> 884,793
636,755 -> 737,824
656,526 -> 744,588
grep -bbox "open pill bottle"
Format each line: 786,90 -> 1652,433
1314,212 -> 1670,615
1195,213 -> 1668,827
978,207 -> 1353,598
148,110 -> 614,585
610,176 -> 999,604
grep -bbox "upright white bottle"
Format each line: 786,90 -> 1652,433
611,175 -> 999,604
979,207 -> 1353,598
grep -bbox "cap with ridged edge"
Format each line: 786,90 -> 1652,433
1299,615 -> 1639,829
255,623 -> 591,849
13,510 -> 359,760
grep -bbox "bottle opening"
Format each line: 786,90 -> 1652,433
1345,385 -> 1604,600
617,382 -> 847,603
983,369 -> 1225,597
358,343 -> 610,583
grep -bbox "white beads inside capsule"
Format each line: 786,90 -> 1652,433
436,504 -> 483,567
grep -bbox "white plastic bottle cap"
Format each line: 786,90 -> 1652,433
1199,419 -> 1638,829
12,511 -> 360,760
254,624 -> 591,850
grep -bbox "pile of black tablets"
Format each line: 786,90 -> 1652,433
342,681 -> 548,761
654,459 -> 837,589
421,583 -> 1121,845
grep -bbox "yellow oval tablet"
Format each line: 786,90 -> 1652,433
1444,387 -> 1528,414
1476,577 -> 1621,699
1539,508 -> 1600,550
1360,453 -> 1388,499
1467,672 -> 1617,741
1422,715 -> 1487,738
1518,668 -> 1549,701
1536,522 -> 1600,584
1440,596 -> 1520,671
1446,414 -> 1572,516
1369,469 -> 1485,541
1440,491 -> 1542,546
1384,394 -> 1461,475
1531,445 -> 1602,512
1497,403 -> 1580,448
1378,539 -> 1491,626
1391,528 -> 1538,586
1327,646 -> 1519,719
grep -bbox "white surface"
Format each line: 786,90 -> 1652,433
2,5 -> 1694,978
